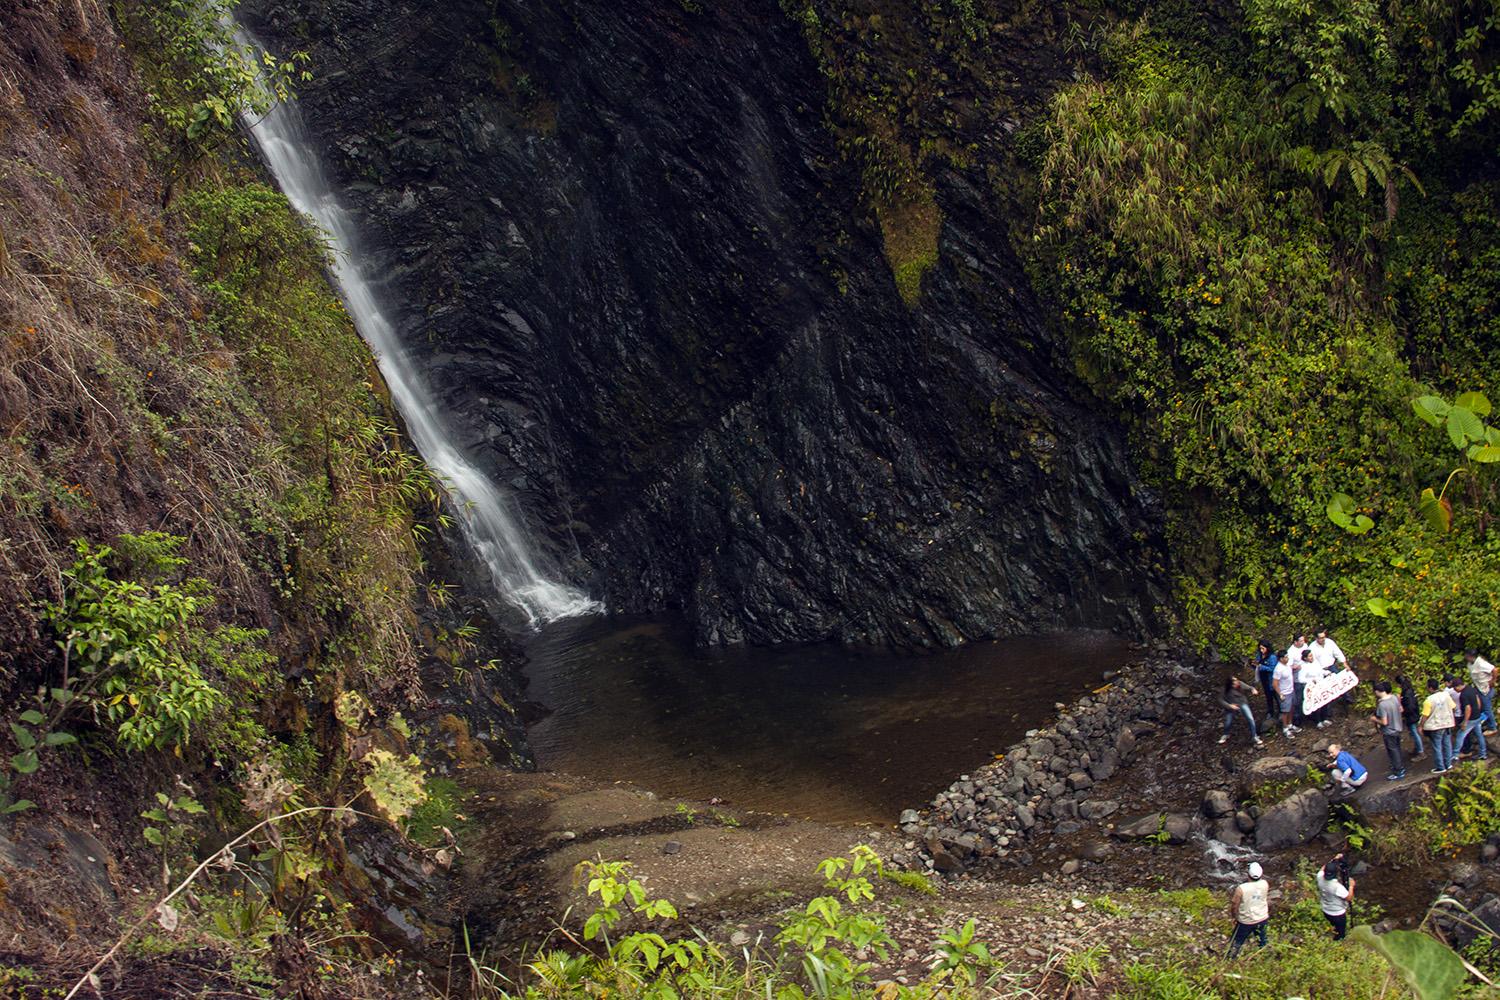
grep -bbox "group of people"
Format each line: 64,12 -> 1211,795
1312,657 -> 1494,788
1218,638 -> 1497,957
1227,854 -> 1358,956
1219,633 -> 1497,780
1251,630 -> 1350,739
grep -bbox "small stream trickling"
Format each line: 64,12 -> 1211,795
522,618 -> 1134,824
237,28 -> 598,626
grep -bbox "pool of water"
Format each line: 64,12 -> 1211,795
520,616 -> 1136,824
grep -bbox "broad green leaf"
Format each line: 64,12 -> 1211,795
2,800 -> 35,814
17,710 -> 44,726
1350,514 -> 1374,534
43,732 -> 76,747
1413,395 -> 1450,427
1326,493 -> 1354,527
1366,598 -> 1393,617
1467,444 -> 1500,463
1455,390 -> 1491,418
8,724 -> 35,751
1350,925 -> 1466,1000
1418,488 -> 1452,532
143,826 -> 164,846
1448,406 -> 1484,448
10,750 -> 38,775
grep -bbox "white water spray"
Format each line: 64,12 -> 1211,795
236,29 -> 598,624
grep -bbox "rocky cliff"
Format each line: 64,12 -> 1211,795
243,0 -> 1164,646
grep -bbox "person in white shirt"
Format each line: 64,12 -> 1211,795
1467,648 -> 1496,736
1227,861 -> 1271,956
1316,853 -> 1355,940
1311,630 -> 1347,672
1273,656 -> 1298,737
1286,634 -> 1310,672
1309,629 -> 1349,728
1301,650 -> 1329,728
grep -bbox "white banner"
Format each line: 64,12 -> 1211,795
1303,669 -> 1360,714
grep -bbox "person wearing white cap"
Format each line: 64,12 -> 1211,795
1227,861 -> 1270,956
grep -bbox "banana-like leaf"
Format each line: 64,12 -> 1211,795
1419,487 -> 1452,532
1349,925 -> 1466,1000
1367,597 -> 1393,617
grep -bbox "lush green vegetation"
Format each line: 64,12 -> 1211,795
1026,0 -> 1500,668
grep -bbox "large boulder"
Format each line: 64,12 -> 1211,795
1113,811 -> 1196,844
1202,789 -> 1234,818
1237,757 -> 1310,799
1254,788 -> 1330,850
1356,776 -> 1435,817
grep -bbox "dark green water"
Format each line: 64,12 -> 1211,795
521,617 -> 1134,824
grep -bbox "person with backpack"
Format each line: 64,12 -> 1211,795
1227,861 -> 1271,957
1397,674 -> 1424,759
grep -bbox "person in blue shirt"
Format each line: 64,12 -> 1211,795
1326,744 -> 1368,794
1253,642 -> 1279,724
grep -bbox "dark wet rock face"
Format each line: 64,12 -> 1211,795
243,0 -> 1165,645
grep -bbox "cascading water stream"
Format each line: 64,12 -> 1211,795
235,28 -> 598,625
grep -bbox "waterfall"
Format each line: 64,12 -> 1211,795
235,29 -> 599,625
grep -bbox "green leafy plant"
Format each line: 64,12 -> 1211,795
1412,762 -> 1500,854
44,536 -> 227,752
1062,942 -> 1107,996
932,918 -> 994,989
141,789 -> 207,889
1350,925 -> 1467,1000
777,846 -> 895,997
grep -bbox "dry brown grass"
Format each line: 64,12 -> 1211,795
0,0 -> 276,677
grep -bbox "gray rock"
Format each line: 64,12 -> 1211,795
663,841 -> 683,855
1171,685 -> 1191,699
1055,820 -> 1083,835
1067,771 -> 1094,791
1163,813 -> 1197,844
1079,839 -> 1115,861
1202,789 -> 1234,818
1356,776 -> 1435,817
1113,812 -> 1164,840
1014,805 -> 1035,830
1211,817 -> 1242,846
1088,751 -> 1119,782
1061,859 -> 1081,876
1079,799 -> 1119,821
1254,788 -> 1330,850
1235,810 -> 1256,833
1237,756 -> 1310,798
899,809 -> 921,826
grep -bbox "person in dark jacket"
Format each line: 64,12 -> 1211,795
1253,642 -> 1279,725
1397,674 -> 1424,759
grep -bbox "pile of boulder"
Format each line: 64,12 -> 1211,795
901,658 -> 1187,871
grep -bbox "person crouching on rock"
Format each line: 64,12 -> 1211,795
1316,853 -> 1356,940
1326,744 -> 1369,795
1219,676 -> 1265,748
1227,861 -> 1271,957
